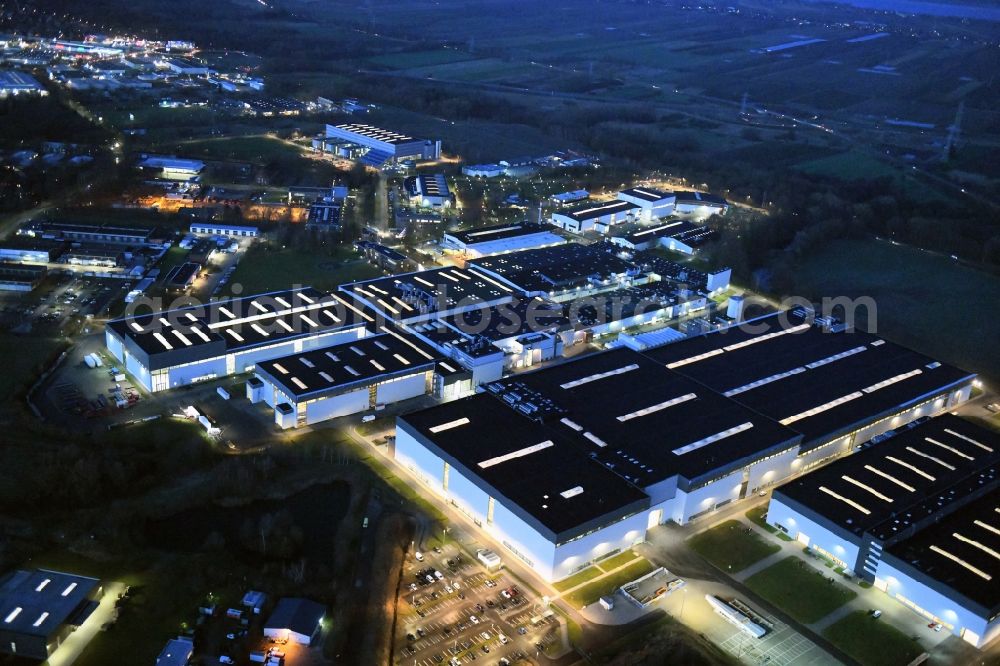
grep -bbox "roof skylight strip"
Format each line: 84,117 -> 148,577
886,456 -> 936,481
930,544 -> 992,580
665,348 -> 724,369
781,392 -> 864,426
925,437 -> 974,461
673,422 -> 754,456
974,520 -> 1000,537
291,377 -> 308,391
864,465 -> 916,492
819,486 -> 871,515
953,532 -> 1000,562
478,440 -> 554,469
804,346 -> 867,370
862,369 -> 922,394
378,326 -> 435,360
153,332 -> 174,351
724,367 -> 806,397
560,363 -> 640,390
722,323 -> 811,353
944,429 -> 994,452
429,417 -> 470,433
842,475 -> 893,503
905,446 -> 956,471
617,393 -> 697,422
466,268 -> 513,293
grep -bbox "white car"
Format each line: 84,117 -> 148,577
498,634 -> 509,645
452,581 -> 461,589
434,570 -> 444,580
444,585 -> 453,594
415,552 -> 424,562
469,615 -> 480,625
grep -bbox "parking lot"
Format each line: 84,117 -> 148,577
395,543 -> 561,665
707,609 -> 834,666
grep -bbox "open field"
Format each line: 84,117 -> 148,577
225,243 -> 380,294
794,238 -> 1000,383
823,611 -> 925,666
688,520 -> 781,572
745,557 -> 857,624
155,135 -> 306,164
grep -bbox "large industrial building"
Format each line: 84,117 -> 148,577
766,415 -> 1000,648
106,287 -> 375,392
0,70 -> 46,96
250,329 -> 448,429
609,220 -> 716,254
442,223 -> 566,259
673,191 -> 729,220
616,187 -> 675,222
0,569 -> 102,661
392,310 -> 975,581
550,200 -> 639,234
324,123 -> 441,168
404,173 -> 452,208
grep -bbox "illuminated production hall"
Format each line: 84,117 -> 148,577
767,415 -> 1000,648
392,309 -> 976,582
105,287 -> 375,392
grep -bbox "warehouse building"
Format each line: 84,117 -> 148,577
324,123 -> 441,168
0,569 -> 102,661
643,309 -> 975,472
395,348 -> 800,580
20,221 -> 155,246
617,187 -> 675,222
634,252 -> 731,295
0,263 -> 46,292
550,200 -> 639,234
0,70 -> 46,96
106,287 -> 376,392
0,238 -> 65,264
137,155 -> 205,181
405,173 -> 452,208
462,164 -> 504,178
393,310 -> 975,581
251,329 -> 443,428
550,190 -> 589,206
766,415 -> 1000,648
264,598 -> 325,646
609,220 -> 715,254
190,223 -> 258,238
341,265 -> 518,324
470,242 -> 640,299
673,191 -> 729,220
442,223 -> 565,259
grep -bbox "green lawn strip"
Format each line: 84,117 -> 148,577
745,557 -> 857,624
563,559 -> 655,608
688,520 -> 780,572
553,565 -> 604,593
225,244 -> 380,294
823,611 -> 924,666
596,549 -> 640,572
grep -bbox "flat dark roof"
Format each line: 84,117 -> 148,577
341,266 -> 515,318
774,414 -> 1000,540
400,393 -> 650,539
107,287 -> 373,360
0,569 -> 99,637
447,223 -> 555,246
674,191 -> 728,206
884,489 -> 1000,613
443,296 -> 570,341
256,330 -> 439,400
619,187 -> 672,203
643,312 -> 974,447
471,243 -> 636,293
561,200 -> 639,222
483,348 -> 799,487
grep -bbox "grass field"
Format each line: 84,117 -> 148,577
796,151 -> 899,181
688,520 -> 781,573
553,566 -> 605,593
158,135 -> 305,164
745,557 -> 857,624
746,507 -> 794,541
0,333 -> 64,405
794,238 -> 1000,384
562,558 -> 656,608
823,611 -> 924,666
367,48 -> 478,69
597,549 -> 640,571
225,244 -> 380,294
